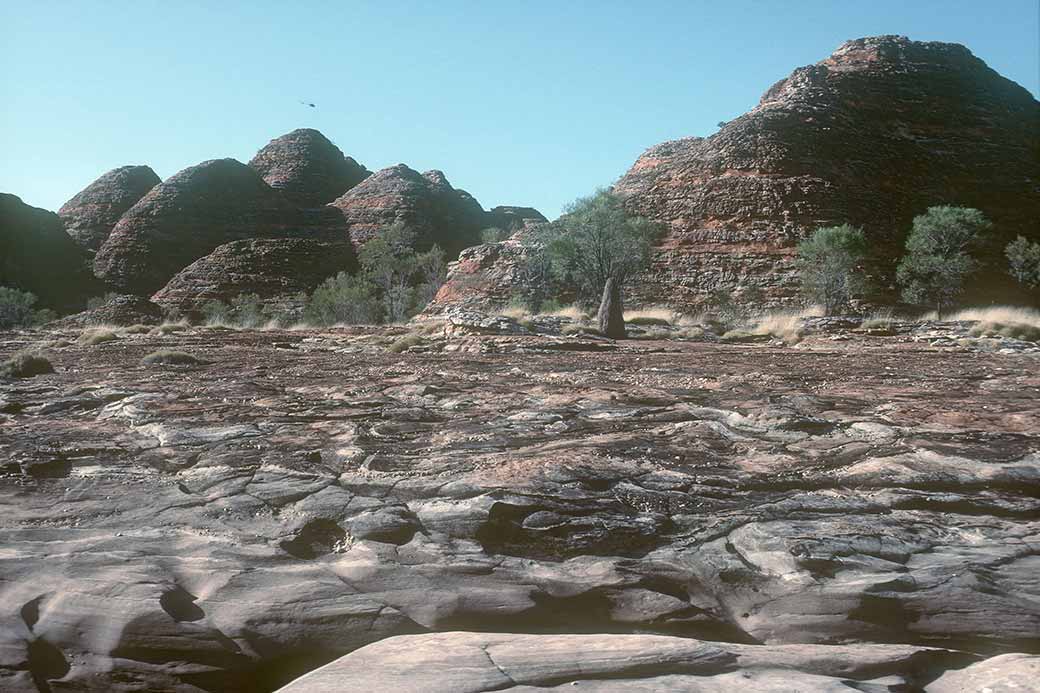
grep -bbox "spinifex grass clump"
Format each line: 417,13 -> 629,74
141,350 -> 200,366
0,351 -> 54,378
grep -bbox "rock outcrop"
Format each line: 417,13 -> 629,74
1,322 -> 1037,690
53,294 -> 164,327
57,165 -> 160,253
330,165 -> 488,256
614,35 -> 1040,308
0,193 -> 102,312
279,632 -> 982,692
93,159 -> 328,295
249,129 -> 369,208
428,36 -> 1039,316
152,237 -> 356,314
484,205 -> 548,231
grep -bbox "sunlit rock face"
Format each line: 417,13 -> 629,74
614,35 -> 1040,309
248,129 -> 370,208
428,36 -> 1039,316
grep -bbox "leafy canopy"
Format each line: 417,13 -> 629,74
796,225 -> 868,315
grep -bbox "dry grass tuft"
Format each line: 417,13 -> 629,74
931,305 -> 1040,326
142,350 -> 200,366
387,333 -> 423,353
969,321 -> 1040,342
541,304 -> 589,321
78,328 -> 119,345
120,324 -> 153,335
624,307 -> 677,326
149,321 -> 191,336
1,351 -> 54,378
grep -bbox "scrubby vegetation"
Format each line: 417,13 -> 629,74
0,287 -> 55,328
201,293 -> 274,328
897,206 -> 990,319
797,225 -> 868,314
480,227 -> 510,243
0,350 -> 54,378
523,190 -> 661,337
142,350 -> 200,365
1006,235 -> 1040,290
387,333 -> 423,353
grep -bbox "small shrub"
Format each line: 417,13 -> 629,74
0,351 -> 54,378
142,350 -> 200,366
121,324 -> 152,335
78,328 -> 119,345
1006,235 -> 1040,290
480,227 -> 510,243
86,292 -> 121,311
201,299 -> 232,324
304,272 -> 382,326
387,333 -> 423,353
149,321 -> 190,336
0,287 -> 38,329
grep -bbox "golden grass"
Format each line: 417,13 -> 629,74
498,305 -> 532,320
927,305 -> 1040,326
624,307 -> 677,325
149,320 -> 191,336
77,327 -> 119,345
541,304 -> 589,321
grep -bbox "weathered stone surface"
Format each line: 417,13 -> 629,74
248,129 -> 369,208
927,653 -> 1040,693
57,165 -> 160,253
278,631 -> 975,692
614,35 -> 1039,309
93,159 -> 328,295
151,238 -> 356,314
53,294 -> 164,327
0,323 -> 1036,691
330,165 -> 488,256
0,193 -> 102,312
485,205 -> 548,231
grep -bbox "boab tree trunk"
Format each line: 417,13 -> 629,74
597,276 -> 626,339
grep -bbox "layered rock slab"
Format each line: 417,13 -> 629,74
248,129 -> 369,208
277,631 -> 976,692
58,165 -> 161,253
0,325 -> 1037,691
151,238 -> 356,314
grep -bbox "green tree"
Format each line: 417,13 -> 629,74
527,189 -> 660,337
796,225 -> 868,314
1006,235 -> 1040,290
0,287 -> 38,328
896,206 -> 991,319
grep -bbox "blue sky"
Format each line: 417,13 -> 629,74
2,1 -> 1037,219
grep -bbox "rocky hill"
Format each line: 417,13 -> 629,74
58,165 -> 160,253
0,194 -> 102,312
152,237 -> 357,315
429,35 -> 1039,316
330,164 -> 491,257
248,129 -> 370,208
93,158 -> 331,295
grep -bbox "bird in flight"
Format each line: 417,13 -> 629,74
299,100 -> 316,108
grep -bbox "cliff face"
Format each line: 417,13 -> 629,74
0,193 -> 102,311
614,35 -> 1040,308
58,165 -> 161,253
248,129 -> 369,208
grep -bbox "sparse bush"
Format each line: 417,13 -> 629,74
387,333 -> 423,353
201,299 -> 232,324
149,321 -> 190,336
86,292 -> 121,311
231,293 -> 269,327
480,227 -> 510,244
969,321 -> 1040,342
78,328 -> 119,345
896,206 -> 990,319
1006,235 -> 1040,290
304,272 -> 382,326
0,351 -> 54,378
142,350 -> 200,365
121,324 -> 152,335
32,309 -> 58,326
0,287 -> 39,329
797,225 -> 868,314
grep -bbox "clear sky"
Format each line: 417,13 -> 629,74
2,1 -> 1037,220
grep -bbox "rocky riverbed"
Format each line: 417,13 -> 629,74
1,322 -> 1037,691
